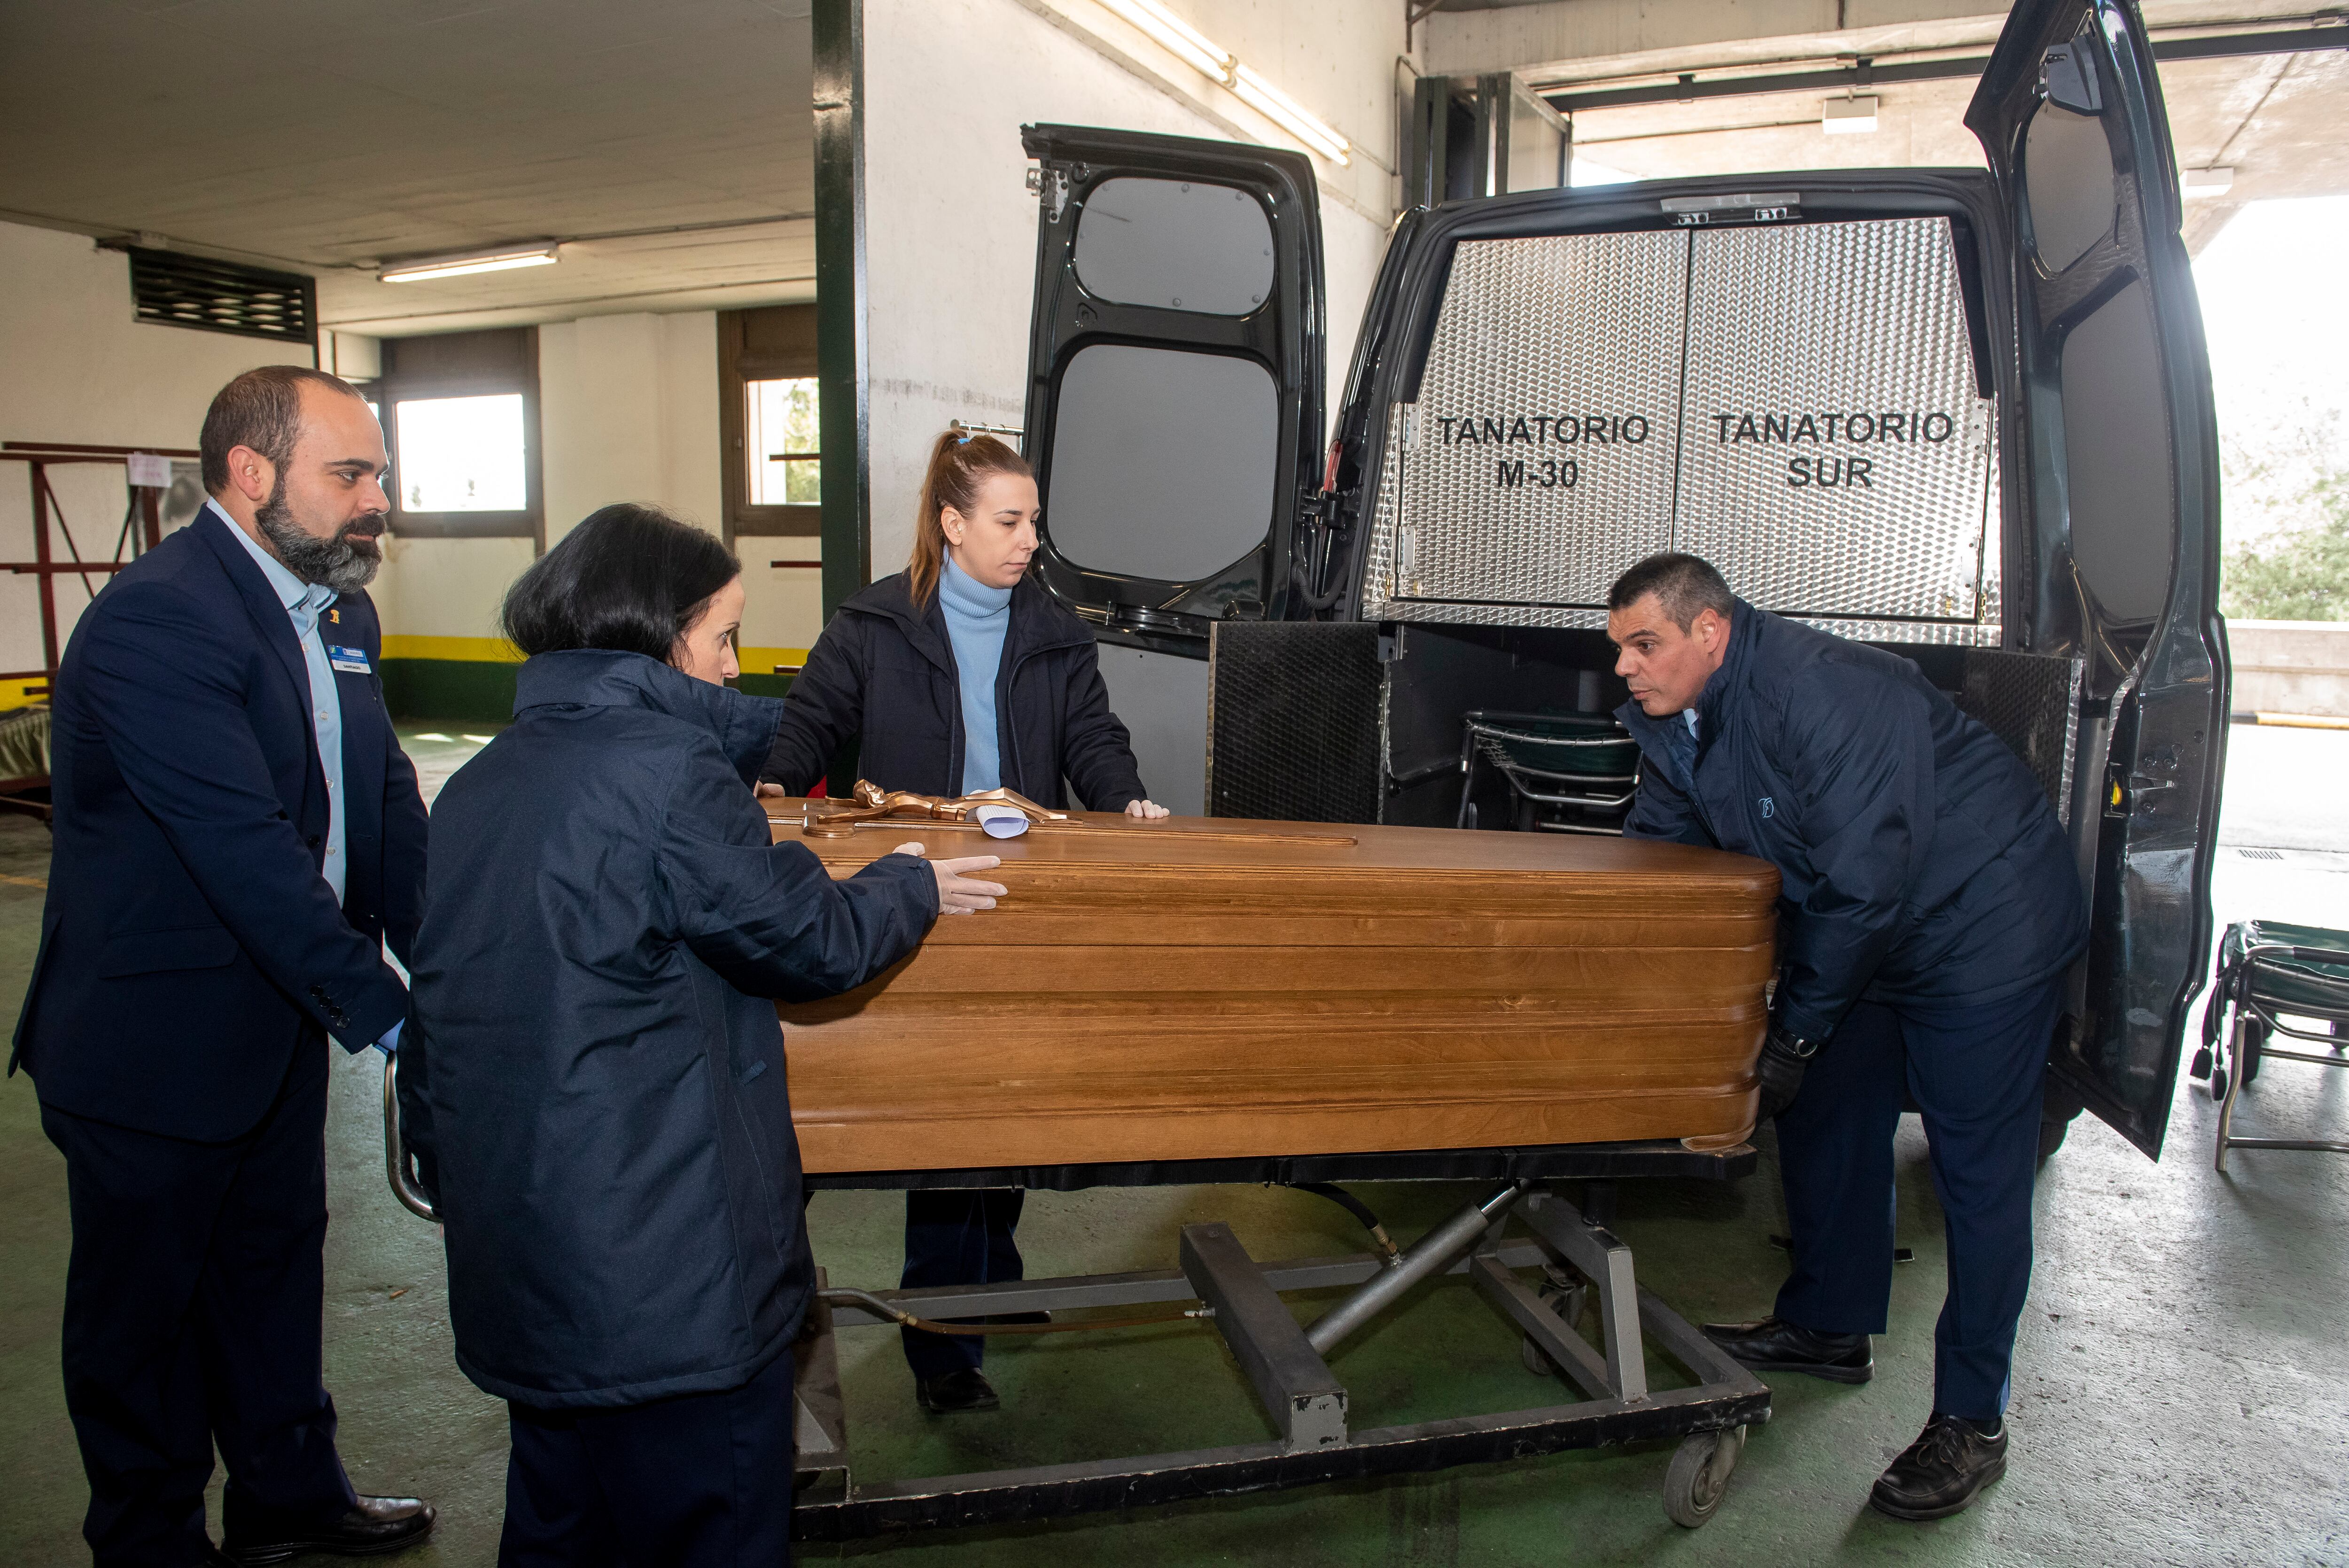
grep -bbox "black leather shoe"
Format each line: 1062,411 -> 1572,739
1701,1316 -> 1873,1383
916,1368 -> 1001,1413
1870,1413 -> 2009,1521
223,1497 -> 436,1564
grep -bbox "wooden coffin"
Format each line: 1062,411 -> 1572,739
767,805 -> 1780,1174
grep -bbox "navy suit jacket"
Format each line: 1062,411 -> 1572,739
10,509 -> 428,1141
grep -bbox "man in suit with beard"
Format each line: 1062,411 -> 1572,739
11,366 -> 436,1566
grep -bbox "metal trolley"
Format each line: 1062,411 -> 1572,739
2194,919 -> 2349,1172
1455,710 -> 1640,836
384,1060 -> 1770,1539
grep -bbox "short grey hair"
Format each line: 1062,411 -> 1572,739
1606,552 -> 1735,630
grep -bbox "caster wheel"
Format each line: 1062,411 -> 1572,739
2209,1066 -> 2229,1103
2242,1023 -> 2267,1085
1520,1282 -> 1587,1375
2190,1047 -> 2212,1081
1664,1425 -> 1745,1529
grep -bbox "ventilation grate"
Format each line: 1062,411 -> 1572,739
1206,621 -> 1383,823
128,247 -> 315,345
2239,848 -> 2286,861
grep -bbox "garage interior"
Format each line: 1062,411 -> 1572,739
4,0 -> 2348,1562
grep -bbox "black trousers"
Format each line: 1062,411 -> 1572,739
498,1351 -> 795,1567
1771,976 -> 2064,1423
898,1188 -> 1025,1381
41,1041 -> 357,1568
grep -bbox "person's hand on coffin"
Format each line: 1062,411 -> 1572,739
893,843 -> 1007,915
1125,799 -> 1170,819
754,781 -> 786,799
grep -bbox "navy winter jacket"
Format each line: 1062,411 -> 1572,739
761,571 -> 1145,809
399,650 -> 938,1409
1619,600 -> 2088,1040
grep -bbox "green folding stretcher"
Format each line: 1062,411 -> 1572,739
2195,917 -> 2349,1172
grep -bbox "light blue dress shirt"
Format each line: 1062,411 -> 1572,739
211,501 -> 400,1052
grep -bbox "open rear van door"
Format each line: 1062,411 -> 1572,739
1018,125 -> 1326,656
1968,0 -> 2229,1157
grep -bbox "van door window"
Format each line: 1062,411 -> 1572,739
1017,125 -> 1323,650
1073,178 -> 1275,316
2059,278 -> 2174,622
1045,344 -> 1279,584
2025,104 -> 2117,273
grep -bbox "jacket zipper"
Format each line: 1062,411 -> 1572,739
999,636 -> 1089,799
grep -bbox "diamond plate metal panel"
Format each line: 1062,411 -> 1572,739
1359,400 -> 1409,618
1678,217 -> 1993,621
1792,617 -> 1999,647
1954,650 -> 2083,823
1396,233 -> 1686,608
1371,600 -> 1612,632
1978,435 -> 2005,628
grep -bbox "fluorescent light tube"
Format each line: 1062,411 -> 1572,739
1099,0 -> 1232,83
380,246 -> 560,284
1821,95 -> 1879,134
1233,64 -> 1351,163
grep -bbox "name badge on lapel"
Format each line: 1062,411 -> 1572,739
327,644 -> 373,675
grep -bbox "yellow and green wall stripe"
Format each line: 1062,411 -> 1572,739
379,636 -> 809,722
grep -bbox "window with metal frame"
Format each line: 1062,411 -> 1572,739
747,377 -> 821,506
720,305 -> 821,540
378,327 -> 542,543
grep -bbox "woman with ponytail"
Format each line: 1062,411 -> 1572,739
760,429 -> 1167,1415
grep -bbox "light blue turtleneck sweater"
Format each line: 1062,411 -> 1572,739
938,554 -> 1013,794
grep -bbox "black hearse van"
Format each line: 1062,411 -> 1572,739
1012,0 -> 2226,1162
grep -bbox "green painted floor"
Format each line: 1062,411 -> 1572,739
4,727 -> 2348,1565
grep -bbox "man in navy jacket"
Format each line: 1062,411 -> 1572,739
1607,553 -> 2086,1524
11,367 -> 435,1567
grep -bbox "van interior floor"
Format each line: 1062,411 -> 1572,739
3,725 -> 2346,1566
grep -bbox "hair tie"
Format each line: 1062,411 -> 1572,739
955,432 -> 974,444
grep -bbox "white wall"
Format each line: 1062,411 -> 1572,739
860,0 -> 1403,578
367,535 -> 538,645
539,311 -> 723,547
2229,620 -> 2349,720
535,308 -> 814,660
0,220 -> 315,693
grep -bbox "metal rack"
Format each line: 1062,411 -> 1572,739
379,1054 -> 1769,1541
786,1172 -> 1765,1537
0,442 -> 194,821
0,441 -> 194,700
1455,709 -> 1641,835
2196,920 -> 2349,1172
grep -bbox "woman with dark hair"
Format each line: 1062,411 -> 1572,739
399,502 -> 1006,1566
757,429 -> 1166,1416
